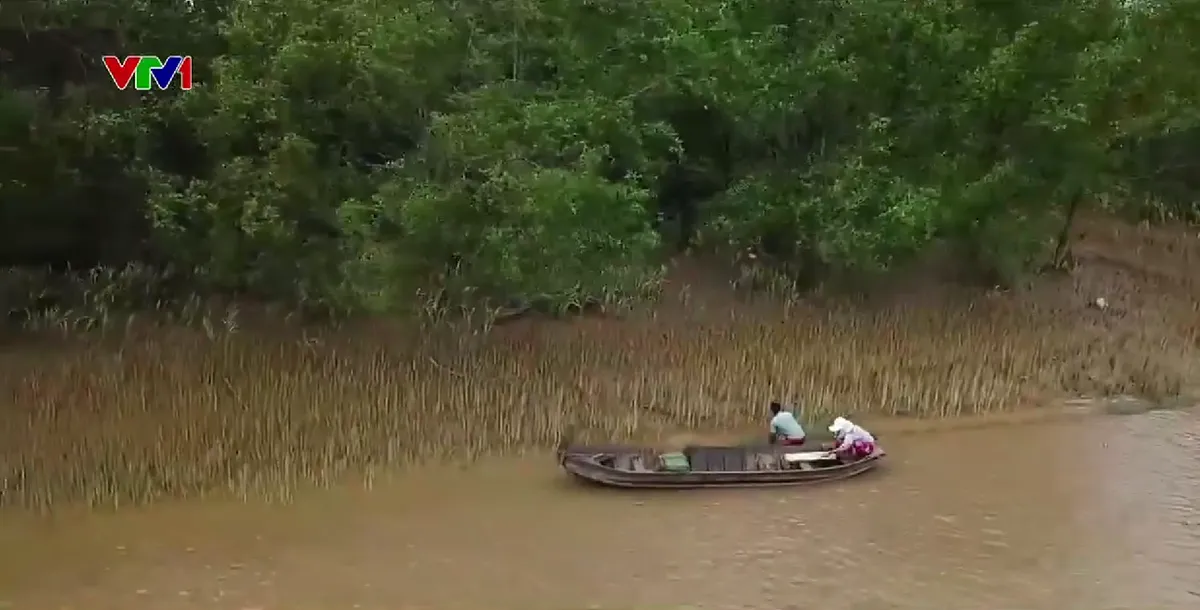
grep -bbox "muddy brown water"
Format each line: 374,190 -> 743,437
1,409 -> 1197,610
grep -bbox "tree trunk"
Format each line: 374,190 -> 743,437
1051,192 -> 1083,268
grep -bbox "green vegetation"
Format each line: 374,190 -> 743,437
3,0 -> 1199,318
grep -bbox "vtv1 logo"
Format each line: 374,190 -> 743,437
102,55 -> 194,91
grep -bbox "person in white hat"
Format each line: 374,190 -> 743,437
828,416 -> 877,460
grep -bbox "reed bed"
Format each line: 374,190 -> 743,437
1,216 -> 1197,512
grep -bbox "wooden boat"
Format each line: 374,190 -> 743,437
557,441 -> 885,489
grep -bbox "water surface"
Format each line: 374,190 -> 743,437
2,410 -> 1197,610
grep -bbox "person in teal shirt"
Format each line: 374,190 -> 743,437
768,401 -> 807,445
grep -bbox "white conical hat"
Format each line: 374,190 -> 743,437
828,416 -> 852,433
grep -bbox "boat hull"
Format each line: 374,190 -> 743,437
558,443 -> 885,489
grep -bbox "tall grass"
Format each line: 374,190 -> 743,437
1,216 -> 1197,512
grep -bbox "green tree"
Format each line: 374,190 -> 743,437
3,0 -> 1199,318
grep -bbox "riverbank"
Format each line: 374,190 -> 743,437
1,215 -> 1197,511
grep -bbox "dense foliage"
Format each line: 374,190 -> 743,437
3,0 -> 1199,315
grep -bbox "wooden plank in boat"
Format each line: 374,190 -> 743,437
783,451 -> 835,463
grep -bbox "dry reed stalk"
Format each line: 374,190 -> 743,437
0,217 -> 1197,512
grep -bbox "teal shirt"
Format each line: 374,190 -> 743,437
770,411 -> 806,440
